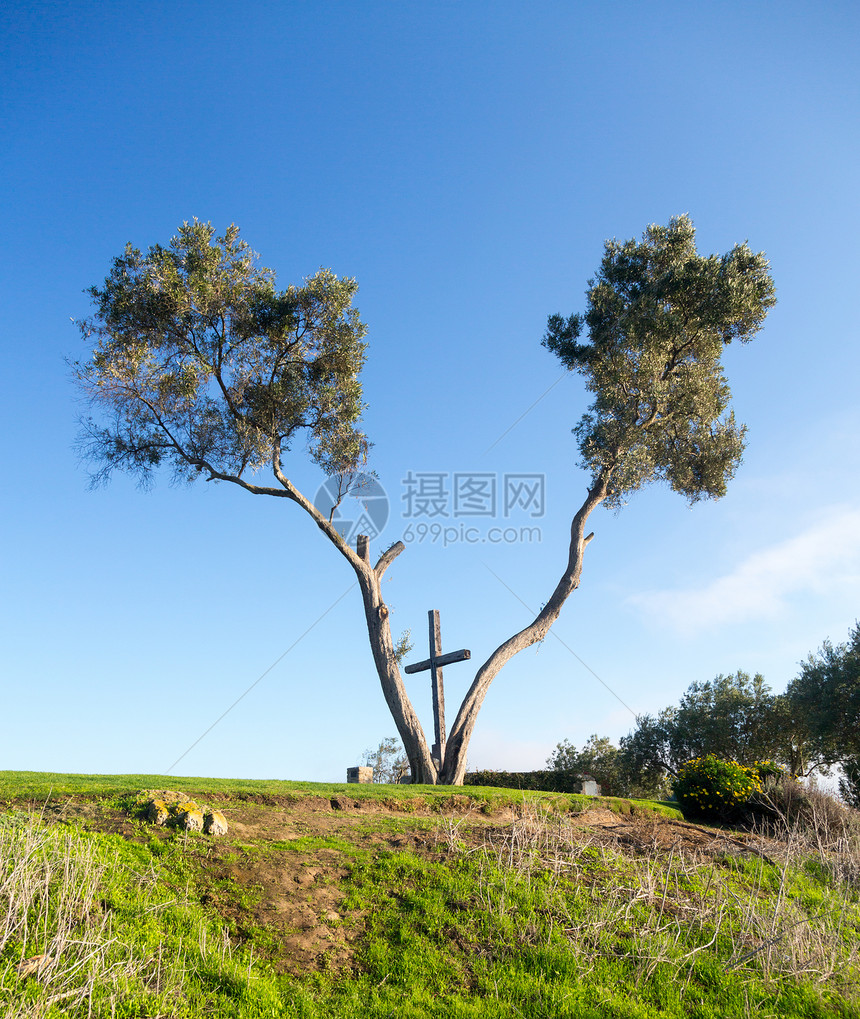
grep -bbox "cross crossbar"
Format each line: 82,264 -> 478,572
404,648 -> 471,674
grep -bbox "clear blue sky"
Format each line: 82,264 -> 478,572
2,0 -> 858,781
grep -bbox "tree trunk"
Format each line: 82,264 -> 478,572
271,466 -> 441,783
353,540 -> 439,784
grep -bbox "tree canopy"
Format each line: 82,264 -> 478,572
543,215 -> 776,506
444,217 -> 776,783
73,220 -> 369,489
620,672 -> 787,773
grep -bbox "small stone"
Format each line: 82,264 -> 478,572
203,808 -> 228,835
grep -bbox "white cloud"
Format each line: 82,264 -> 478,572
629,507 -> 860,635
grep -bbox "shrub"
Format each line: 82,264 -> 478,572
464,770 -> 595,794
673,755 -> 761,820
749,773 -> 860,840
752,759 -> 789,787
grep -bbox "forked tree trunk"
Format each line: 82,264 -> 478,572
276,462 -> 609,786
353,474 -> 609,785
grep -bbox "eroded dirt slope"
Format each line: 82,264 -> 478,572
5,793 -> 777,975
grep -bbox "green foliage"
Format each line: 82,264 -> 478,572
673,671 -> 783,765
3,784 -> 859,1017
543,214 -> 775,507
546,733 -> 617,791
722,621 -> 860,795
753,759 -> 792,787
621,671 -> 810,782
673,755 -> 762,820
786,622 -> 860,781
0,770 -> 592,814
840,757 -> 860,810
618,708 -> 679,783
391,628 -> 413,665
0,816 -> 270,1017
465,768 -> 590,795
547,733 -> 670,799
72,220 -> 369,486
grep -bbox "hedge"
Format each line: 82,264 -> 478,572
464,769 -> 597,794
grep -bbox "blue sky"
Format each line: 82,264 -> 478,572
2,1 -> 859,781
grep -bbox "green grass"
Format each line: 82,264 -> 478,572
0,770 -> 684,819
3,774 -> 856,1017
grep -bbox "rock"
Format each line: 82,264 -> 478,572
203,808 -> 228,835
144,799 -> 170,825
174,801 -> 204,832
137,790 -> 227,835
138,789 -> 189,806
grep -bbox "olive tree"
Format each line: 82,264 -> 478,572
71,220 -> 442,778
72,215 -> 774,786
442,215 -> 775,783
362,736 -> 409,784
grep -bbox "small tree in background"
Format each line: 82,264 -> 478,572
620,672 -> 818,783
362,737 -> 408,784
619,709 -> 680,785
547,734 -> 622,796
548,734 -> 669,799
670,672 -> 782,765
839,758 -> 860,809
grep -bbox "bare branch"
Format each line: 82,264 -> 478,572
374,541 -> 405,579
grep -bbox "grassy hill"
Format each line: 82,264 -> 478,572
1,772 -> 858,1018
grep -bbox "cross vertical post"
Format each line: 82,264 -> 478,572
429,610 -> 446,763
404,609 -> 471,772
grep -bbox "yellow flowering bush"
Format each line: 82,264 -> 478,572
673,755 -> 762,820
753,759 -> 796,788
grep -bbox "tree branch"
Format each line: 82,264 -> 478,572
269,441 -> 368,575
374,541 -> 405,579
442,471 -> 610,782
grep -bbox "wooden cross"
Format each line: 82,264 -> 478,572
404,610 -> 470,765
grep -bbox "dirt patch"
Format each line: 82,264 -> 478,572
549,807 -> 776,862
196,844 -> 356,976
